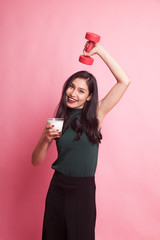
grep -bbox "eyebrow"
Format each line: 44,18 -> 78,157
71,83 -> 87,91
79,87 -> 86,91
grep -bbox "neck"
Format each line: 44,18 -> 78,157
68,107 -> 83,111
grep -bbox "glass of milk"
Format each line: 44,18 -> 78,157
48,118 -> 64,135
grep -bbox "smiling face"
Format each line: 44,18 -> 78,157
66,78 -> 91,109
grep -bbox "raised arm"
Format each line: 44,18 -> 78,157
84,43 -> 131,126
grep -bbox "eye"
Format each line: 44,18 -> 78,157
69,84 -> 74,89
68,84 -> 74,89
79,90 -> 84,93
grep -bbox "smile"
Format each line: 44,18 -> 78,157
68,97 -> 77,103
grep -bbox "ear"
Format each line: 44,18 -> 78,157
87,93 -> 92,101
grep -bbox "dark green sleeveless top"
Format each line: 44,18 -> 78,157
51,108 -> 99,177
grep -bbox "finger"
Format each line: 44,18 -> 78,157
52,130 -> 61,138
84,41 -> 89,51
47,129 -> 59,135
83,49 -> 91,56
46,123 -> 53,129
84,46 -> 96,56
46,132 -> 59,140
83,50 -> 88,56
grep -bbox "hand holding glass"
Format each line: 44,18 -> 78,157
48,118 -> 64,136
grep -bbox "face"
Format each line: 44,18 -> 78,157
66,78 -> 91,109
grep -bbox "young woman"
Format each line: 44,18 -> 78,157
32,43 -> 130,240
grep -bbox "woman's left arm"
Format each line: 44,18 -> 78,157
84,44 -> 131,125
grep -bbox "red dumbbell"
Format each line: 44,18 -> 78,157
79,32 -> 101,65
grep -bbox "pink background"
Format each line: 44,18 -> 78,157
1,0 -> 160,239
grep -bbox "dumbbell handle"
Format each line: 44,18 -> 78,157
85,41 -> 94,53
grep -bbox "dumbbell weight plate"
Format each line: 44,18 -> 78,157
85,32 -> 101,43
79,55 -> 94,65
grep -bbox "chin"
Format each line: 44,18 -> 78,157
66,102 -> 76,108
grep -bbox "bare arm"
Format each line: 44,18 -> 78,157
31,123 -> 60,166
84,44 -> 131,126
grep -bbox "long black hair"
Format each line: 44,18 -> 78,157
56,71 -> 102,144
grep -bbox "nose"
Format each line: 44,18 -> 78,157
70,89 -> 77,98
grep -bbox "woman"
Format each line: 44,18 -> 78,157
32,43 -> 130,240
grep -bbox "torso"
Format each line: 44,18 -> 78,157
51,108 -> 99,177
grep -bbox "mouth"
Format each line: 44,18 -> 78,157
67,96 -> 77,104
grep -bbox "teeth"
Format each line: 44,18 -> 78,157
69,97 -> 76,102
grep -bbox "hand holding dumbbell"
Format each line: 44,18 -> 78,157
79,32 -> 101,65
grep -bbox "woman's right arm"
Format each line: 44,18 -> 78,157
31,123 -> 60,166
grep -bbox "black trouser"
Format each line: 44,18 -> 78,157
42,171 -> 96,240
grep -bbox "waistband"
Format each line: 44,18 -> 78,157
53,170 -> 95,187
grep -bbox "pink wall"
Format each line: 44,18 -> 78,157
1,0 -> 160,239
